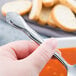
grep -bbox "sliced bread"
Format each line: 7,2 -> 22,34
42,0 -> 59,7
51,4 -> 76,32
29,0 -> 42,21
43,0 -> 54,7
1,0 -> 32,16
48,10 -> 57,27
59,0 -> 76,13
38,7 -> 51,25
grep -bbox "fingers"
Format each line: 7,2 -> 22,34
24,38 -> 57,72
0,40 -> 38,59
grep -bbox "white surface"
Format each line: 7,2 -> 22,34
56,37 -> 76,48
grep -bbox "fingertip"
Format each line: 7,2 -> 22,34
44,38 -> 57,50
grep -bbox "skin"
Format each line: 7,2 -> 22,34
0,38 -> 57,76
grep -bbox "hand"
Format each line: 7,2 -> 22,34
0,38 -> 57,76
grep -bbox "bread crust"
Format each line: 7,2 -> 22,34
51,4 -> 76,32
43,0 -> 54,7
60,0 -> 76,13
54,0 -> 59,4
48,11 -> 57,28
29,0 -> 42,21
1,0 -> 32,16
38,18 -> 47,25
38,7 -> 51,25
43,0 -> 59,7
2,6 -> 32,16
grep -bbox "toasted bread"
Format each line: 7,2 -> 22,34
51,4 -> 76,32
1,0 -> 32,16
48,10 -> 57,27
43,0 -> 54,7
29,0 -> 42,21
59,0 -> 76,13
55,0 -> 60,4
42,0 -> 59,7
38,7 -> 51,25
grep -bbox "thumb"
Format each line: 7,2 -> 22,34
27,38 -> 57,72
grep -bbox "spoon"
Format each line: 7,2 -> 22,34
6,12 -> 76,76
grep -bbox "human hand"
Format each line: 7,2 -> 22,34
0,38 -> 57,76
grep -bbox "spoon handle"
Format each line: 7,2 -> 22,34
6,12 -> 70,69
23,23 -> 70,68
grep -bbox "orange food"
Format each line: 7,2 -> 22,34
40,48 -> 76,76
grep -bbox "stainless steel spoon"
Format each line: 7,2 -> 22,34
6,12 -> 76,76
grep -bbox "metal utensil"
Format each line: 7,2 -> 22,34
6,12 -> 76,76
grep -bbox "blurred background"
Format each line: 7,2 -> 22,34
0,0 -> 76,46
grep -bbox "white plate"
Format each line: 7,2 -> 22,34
56,37 -> 76,48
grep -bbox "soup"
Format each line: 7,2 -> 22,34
40,48 -> 76,76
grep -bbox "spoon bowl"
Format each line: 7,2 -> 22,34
67,65 -> 76,76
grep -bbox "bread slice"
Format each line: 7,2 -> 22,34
55,0 -> 60,4
59,0 -> 76,13
42,0 -> 59,7
43,0 -> 54,7
1,0 -> 32,16
38,7 -> 51,25
51,4 -> 76,32
29,0 -> 42,21
48,10 -> 57,27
